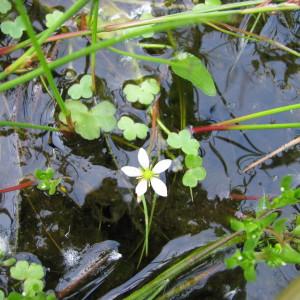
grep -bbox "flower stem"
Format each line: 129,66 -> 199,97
141,195 -> 150,257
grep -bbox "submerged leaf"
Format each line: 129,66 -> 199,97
59,100 -> 116,140
171,52 -> 216,96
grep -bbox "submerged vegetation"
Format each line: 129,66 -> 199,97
0,0 -> 299,298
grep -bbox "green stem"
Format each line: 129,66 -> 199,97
1,2 -> 297,92
217,103 -> 300,126
125,231 -> 242,300
156,118 -> 171,135
91,0 -> 99,92
1,0 -> 90,79
228,123 -> 300,131
108,47 -> 174,66
15,0 -> 69,117
141,195 -> 149,257
0,121 -> 59,132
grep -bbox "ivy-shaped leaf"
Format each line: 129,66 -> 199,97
167,129 -> 199,155
23,278 -> 44,297
68,75 -> 93,100
59,100 -> 117,140
171,52 -> 216,96
123,78 -> 160,105
45,10 -> 64,28
117,116 -> 148,141
182,166 -> 206,188
0,0 -> 11,14
0,16 -> 25,39
10,261 -> 44,281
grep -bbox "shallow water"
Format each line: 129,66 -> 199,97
0,1 -> 299,299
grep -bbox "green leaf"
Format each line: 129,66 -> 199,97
34,168 -> 54,181
167,129 -> 199,155
45,10 -> 64,28
0,290 -> 5,300
23,279 -> 44,297
0,0 -> 11,14
10,260 -> 29,281
273,218 -> 288,235
7,292 -> 23,300
230,218 -> 245,232
68,75 -> 93,100
291,224 -> 300,236
184,155 -> 203,169
1,257 -> 16,267
1,16 -> 25,39
117,116 -> 148,141
28,263 -> 44,280
280,244 -> 300,264
171,52 -> 216,96
280,175 -> 293,191
123,78 -> 160,105
182,167 -> 206,187
59,100 -> 116,140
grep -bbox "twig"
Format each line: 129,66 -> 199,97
243,136 -> 300,172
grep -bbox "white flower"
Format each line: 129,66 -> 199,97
121,148 -> 172,198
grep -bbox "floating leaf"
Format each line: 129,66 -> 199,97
184,154 -> 203,169
45,10 -> 64,28
23,279 -> 44,297
123,78 -> 160,105
34,168 -> 61,196
171,52 -> 216,96
10,261 -> 30,281
68,75 -> 93,100
167,129 -> 199,155
10,261 -> 44,282
59,100 -> 117,140
117,116 -> 148,141
0,290 -> 4,300
0,16 -> 25,39
0,0 -> 11,14
182,167 -> 206,187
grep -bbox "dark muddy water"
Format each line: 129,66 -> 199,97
0,1 -> 299,299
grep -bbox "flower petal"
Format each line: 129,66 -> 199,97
121,166 -> 142,177
152,159 -> 172,174
150,177 -> 168,197
138,148 -> 150,169
136,179 -> 148,196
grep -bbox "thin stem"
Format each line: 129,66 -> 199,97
156,118 -> 171,135
1,0 -> 90,78
194,123 -> 300,133
91,0 -> 99,92
108,46 -> 175,66
15,0 -> 69,118
1,2 -> 297,92
0,121 -> 59,132
213,103 -> 300,126
141,195 -> 149,257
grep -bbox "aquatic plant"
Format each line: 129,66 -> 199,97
121,148 -> 172,199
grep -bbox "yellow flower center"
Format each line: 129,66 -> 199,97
143,168 -> 153,180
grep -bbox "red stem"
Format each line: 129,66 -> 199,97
191,124 -> 231,134
0,180 -> 35,193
